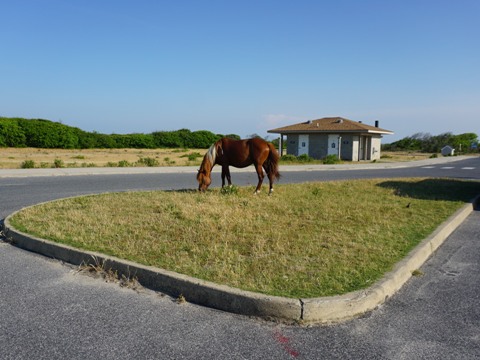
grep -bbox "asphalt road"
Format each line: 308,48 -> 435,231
1,156 -> 479,359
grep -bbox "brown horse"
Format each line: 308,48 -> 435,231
197,137 -> 280,194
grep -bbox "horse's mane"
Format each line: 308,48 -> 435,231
205,142 -> 217,167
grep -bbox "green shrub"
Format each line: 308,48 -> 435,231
220,185 -> 239,195
323,154 -> 340,164
17,118 -> 79,148
111,134 -> 156,149
0,116 -> 241,150
297,154 -> 314,162
280,154 -> 297,162
53,159 -> 64,168
118,160 -> 132,167
0,119 -> 27,147
137,157 -> 159,167
21,160 -> 35,169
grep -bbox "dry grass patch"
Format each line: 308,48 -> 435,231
10,178 -> 480,298
379,151 -> 434,162
0,147 -> 204,168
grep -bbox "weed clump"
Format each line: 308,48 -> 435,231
137,157 -> 159,167
21,160 -> 35,169
322,154 -> 340,164
220,185 -> 239,195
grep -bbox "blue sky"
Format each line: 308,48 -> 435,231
1,0 -> 478,142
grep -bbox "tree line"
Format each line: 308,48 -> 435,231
0,117 -> 241,149
382,132 -> 478,153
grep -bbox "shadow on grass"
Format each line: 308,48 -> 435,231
377,179 -> 480,208
171,189 -> 199,194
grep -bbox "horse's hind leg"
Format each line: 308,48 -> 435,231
266,168 -> 274,195
261,164 -> 275,195
226,166 -> 232,186
221,166 -> 227,187
254,164 -> 264,194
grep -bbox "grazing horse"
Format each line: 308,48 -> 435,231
197,137 -> 280,194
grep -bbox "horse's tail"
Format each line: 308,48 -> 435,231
265,142 -> 281,181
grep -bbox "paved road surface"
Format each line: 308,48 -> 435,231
1,156 -> 479,359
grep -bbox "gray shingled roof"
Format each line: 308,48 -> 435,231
267,117 -> 393,135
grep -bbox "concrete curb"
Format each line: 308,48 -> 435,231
3,195 -> 478,325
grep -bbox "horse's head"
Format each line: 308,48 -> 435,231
197,168 -> 211,192
197,143 -> 217,192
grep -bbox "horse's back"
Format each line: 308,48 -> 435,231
218,137 -> 271,167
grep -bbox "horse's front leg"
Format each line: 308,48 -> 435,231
225,166 -> 232,186
254,164 -> 264,195
264,165 -> 274,196
221,166 -> 227,187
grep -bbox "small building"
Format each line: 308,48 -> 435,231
268,117 -> 394,161
441,145 -> 455,156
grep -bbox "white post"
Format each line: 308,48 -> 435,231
338,136 -> 342,160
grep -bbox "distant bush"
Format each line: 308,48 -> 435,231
137,157 -> 159,167
21,160 -> 35,169
0,119 -> 27,147
382,132 -> 478,153
17,118 -> 79,148
152,129 -> 221,148
280,154 -> 315,163
280,154 -> 297,162
53,159 -> 65,168
111,134 -> 155,149
322,155 -> 340,164
117,160 -> 132,167
297,154 -> 314,162
0,117 -> 239,150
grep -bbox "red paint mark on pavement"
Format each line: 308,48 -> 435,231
274,330 -> 300,358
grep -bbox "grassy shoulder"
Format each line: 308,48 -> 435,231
10,178 -> 480,298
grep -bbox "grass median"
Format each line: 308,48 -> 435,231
9,178 -> 480,298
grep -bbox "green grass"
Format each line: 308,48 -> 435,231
9,178 -> 480,298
